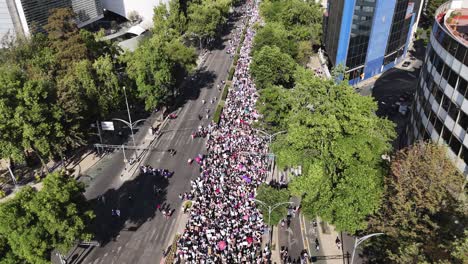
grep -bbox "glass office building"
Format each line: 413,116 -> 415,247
1,0 -> 102,39
408,0 -> 468,174
324,0 -> 421,84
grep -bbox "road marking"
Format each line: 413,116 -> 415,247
300,214 -> 311,263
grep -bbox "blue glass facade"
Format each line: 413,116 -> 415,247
324,0 -> 419,84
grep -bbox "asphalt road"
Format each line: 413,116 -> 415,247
76,13 -> 246,264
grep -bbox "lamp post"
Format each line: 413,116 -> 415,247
113,86 -> 146,161
350,233 -> 384,264
123,86 -> 134,147
251,198 -> 293,245
253,129 -> 287,145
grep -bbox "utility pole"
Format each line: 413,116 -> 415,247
350,233 -> 384,264
251,198 -> 293,245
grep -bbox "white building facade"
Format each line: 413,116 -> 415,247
101,0 -> 170,29
408,0 -> 468,175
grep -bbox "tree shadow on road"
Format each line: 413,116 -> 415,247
88,171 -> 170,247
172,69 -> 217,110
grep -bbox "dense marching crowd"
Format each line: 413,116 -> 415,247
226,7 -> 249,56
176,2 -> 273,263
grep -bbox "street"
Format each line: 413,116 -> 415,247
74,12 -> 245,264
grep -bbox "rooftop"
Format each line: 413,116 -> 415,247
438,6 -> 468,46
445,8 -> 468,45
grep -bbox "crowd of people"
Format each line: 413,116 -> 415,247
177,2 -> 273,262
226,6 -> 249,56
140,165 -> 174,179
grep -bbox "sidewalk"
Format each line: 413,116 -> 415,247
310,217 -> 346,264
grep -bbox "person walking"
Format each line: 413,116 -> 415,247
335,236 -> 341,250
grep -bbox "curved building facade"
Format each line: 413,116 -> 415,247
408,0 -> 468,174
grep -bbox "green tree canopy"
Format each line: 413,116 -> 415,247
255,184 -> 291,226
255,85 -> 291,131
125,34 -> 196,110
275,69 -> 395,233
0,7 -> 126,164
0,172 -> 94,263
253,22 -> 297,58
186,0 -> 229,47
260,0 -> 323,44
44,8 -> 88,74
365,141 -> 466,264
153,0 -> 188,38
425,0 -> 445,22
250,45 -> 297,89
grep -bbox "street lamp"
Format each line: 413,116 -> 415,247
251,198 -> 293,245
350,233 -> 384,264
253,129 -> 287,145
112,86 -> 146,162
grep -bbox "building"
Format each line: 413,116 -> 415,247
0,0 -> 103,43
100,0 -> 170,29
408,0 -> 468,174
323,0 -> 422,84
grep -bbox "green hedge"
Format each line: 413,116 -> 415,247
233,54 -> 240,66
213,102 -> 225,124
221,84 -> 230,100
164,234 -> 180,264
228,66 -> 235,81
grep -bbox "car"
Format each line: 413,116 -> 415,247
402,61 -> 411,67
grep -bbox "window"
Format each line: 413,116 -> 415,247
448,40 -> 458,56
458,111 -> 468,127
441,95 -> 449,111
447,101 -> 459,121
449,135 -> 462,156
448,71 -> 458,88
423,128 -> 431,141
435,87 -> 444,103
442,65 -> 450,80
433,54 -> 443,73
429,48 -> 436,64
455,45 -> 466,62
429,111 -> 437,125
434,117 -> 443,134
442,125 -> 451,143
460,146 -> 468,165
442,34 -> 451,50
457,77 -> 468,96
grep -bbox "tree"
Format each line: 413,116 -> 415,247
0,172 -> 94,263
253,22 -> 297,58
125,34 -> 196,110
296,41 -> 313,66
44,8 -> 88,74
275,69 -> 395,233
153,0 -> 187,38
365,141 -> 466,264
250,45 -> 297,89
0,65 -> 26,162
187,0 -> 223,49
255,184 -> 290,226
260,0 -> 323,45
256,85 -> 291,131
92,55 -> 121,117
331,63 -> 348,82
425,0 -> 445,22
17,75 -> 65,164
